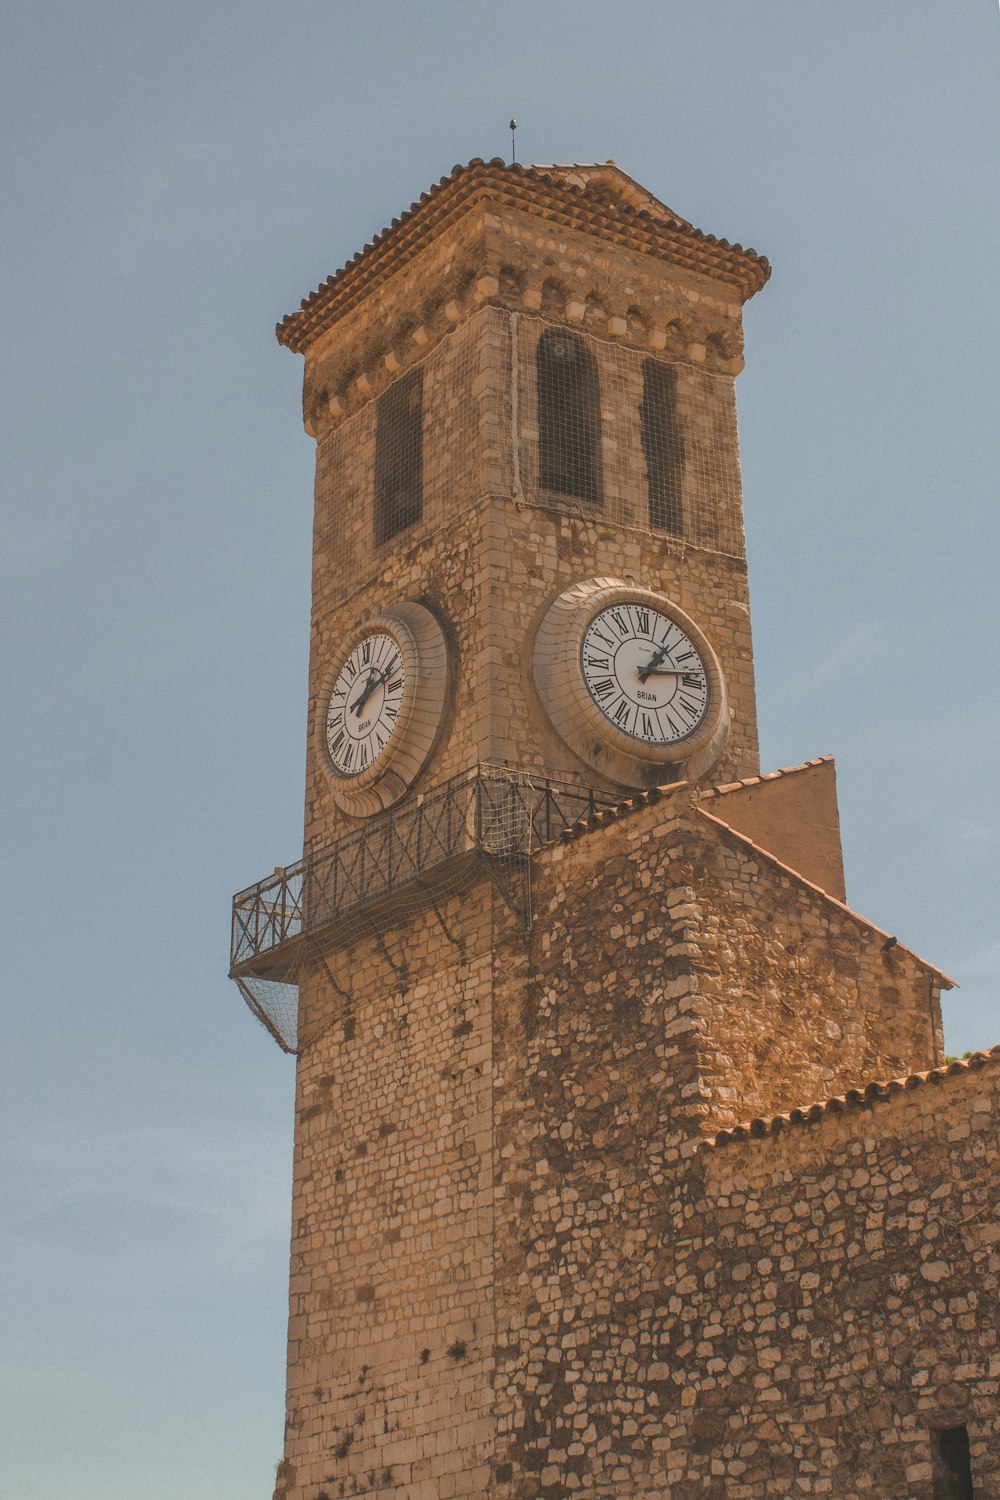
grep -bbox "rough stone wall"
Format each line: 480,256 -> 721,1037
274,787 -> 991,1500
690,809 -> 944,1132
489,1066 -> 1000,1500
277,882 -> 500,1500
697,1068 -> 999,1499
487,796 -> 974,1499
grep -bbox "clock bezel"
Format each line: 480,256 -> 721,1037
319,601 -> 449,817
533,577 -> 730,787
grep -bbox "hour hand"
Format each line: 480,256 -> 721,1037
349,671 -> 377,716
637,645 -> 670,683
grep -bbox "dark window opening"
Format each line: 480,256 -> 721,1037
641,357 -> 684,535
536,328 -> 602,506
374,367 -> 424,546
932,1426 -> 975,1500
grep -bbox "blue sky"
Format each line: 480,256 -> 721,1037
2,2 -> 998,1496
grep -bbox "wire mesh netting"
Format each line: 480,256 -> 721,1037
314,307 -> 746,609
231,765 -> 615,1052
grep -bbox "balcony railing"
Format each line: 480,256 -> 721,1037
230,764 -> 610,985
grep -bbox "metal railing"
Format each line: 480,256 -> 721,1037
230,765 -> 607,977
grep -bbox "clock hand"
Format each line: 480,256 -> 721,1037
637,642 -> 672,683
349,655 -> 400,716
641,667 -> 704,679
349,669 -> 378,717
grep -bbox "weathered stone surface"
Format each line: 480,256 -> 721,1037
262,162 -> 998,1500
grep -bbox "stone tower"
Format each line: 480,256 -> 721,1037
231,160 -> 999,1500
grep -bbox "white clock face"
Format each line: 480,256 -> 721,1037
581,603 -> 710,745
326,630 -> 405,776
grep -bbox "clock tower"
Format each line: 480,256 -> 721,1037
229,161 -> 986,1500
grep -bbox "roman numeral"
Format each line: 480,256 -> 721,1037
592,630 -> 615,652
682,673 -> 704,690
384,706 -> 398,721
679,695 -> 700,717
609,610 -> 629,638
640,712 -> 655,738
635,609 -> 650,636
613,700 -> 631,728
331,731 -> 345,757
591,677 -> 615,701
361,639 -> 372,665
386,677 -> 402,695
675,648 -> 695,663
585,654 -> 610,671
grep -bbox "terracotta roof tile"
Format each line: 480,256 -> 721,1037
277,159 -> 771,353
707,1046 -> 1000,1148
698,756 -> 834,801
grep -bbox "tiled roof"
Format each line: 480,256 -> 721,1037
277,158 -> 771,353
707,1046 -> 1000,1148
698,756 -> 834,802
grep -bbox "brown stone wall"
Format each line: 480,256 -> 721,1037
274,787 -> 991,1500
690,809 -> 943,1131
696,1069 -> 999,1499
278,882 -> 500,1500
485,796 -> 979,1498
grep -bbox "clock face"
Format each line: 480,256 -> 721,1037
320,602 -> 449,817
326,629 -> 405,776
533,578 -> 730,787
581,603 -> 710,746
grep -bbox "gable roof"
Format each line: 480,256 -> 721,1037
277,158 -> 771,354
550,766 -> 954,988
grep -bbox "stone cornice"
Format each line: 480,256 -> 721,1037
278,158 -> 771,357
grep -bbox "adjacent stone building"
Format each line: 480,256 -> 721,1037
230,160 -> 999,1500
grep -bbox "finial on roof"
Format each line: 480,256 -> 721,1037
509,119 -> 517,166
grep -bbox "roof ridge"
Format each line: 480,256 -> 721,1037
698,755 -> 834,799
707,1045 -> 1000,1149
695,803 -> 956,988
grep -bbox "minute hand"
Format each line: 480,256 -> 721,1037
641,667 -> 701,678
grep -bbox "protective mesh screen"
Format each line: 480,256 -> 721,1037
313,308 -> 746,609
231,766 -> 622,1052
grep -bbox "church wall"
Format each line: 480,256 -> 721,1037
488,795 -> 968,1498
695,1064 -> 1000,1499
689,812 -> 944,1132
489,799 -> 716,1496
277,884 -> 501,1500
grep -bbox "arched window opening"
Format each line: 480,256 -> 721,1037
374,367 -> 424,547
641,358 -> 684,535
536,328 -> 603,506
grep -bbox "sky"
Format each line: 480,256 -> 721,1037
1,2 -> 998,1496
